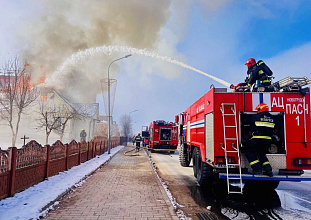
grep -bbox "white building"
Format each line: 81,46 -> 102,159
0,90 -> 99,149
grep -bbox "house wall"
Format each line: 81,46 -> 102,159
0,92 -> 99,149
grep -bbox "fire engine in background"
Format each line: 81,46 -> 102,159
176,77 -> 311,194
141,126 -> 150,147
149,120 -> 178,153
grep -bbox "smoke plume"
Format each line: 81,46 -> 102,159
19,0 -> 171,102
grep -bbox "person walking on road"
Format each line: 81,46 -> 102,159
135,133 -> 143,152
242,103 -> 275,177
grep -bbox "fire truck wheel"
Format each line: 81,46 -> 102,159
193,148 -> 198,178
196,148 -> 213,186
244,180 -> 280,193
179,144 -> 191,167
266,180 -> 280,190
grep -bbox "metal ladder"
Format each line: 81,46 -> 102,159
220,103 -> 243,194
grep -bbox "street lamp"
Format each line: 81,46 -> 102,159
107,54 -> 132,154
129,110 -> 138,116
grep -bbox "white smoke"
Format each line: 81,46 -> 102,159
14,0 -> 234,102
18,0 -> 171,102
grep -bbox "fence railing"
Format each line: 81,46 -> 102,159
0,136 -> 121,200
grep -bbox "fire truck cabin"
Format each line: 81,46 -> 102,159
149,120 -> 178,153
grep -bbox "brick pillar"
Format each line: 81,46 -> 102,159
100,141 -> 102,155
65,144 -> 69,171
87,142 -> 90,161
92,141 -> 95,158
78,143 -> 81,165
9,147 -> 17,197
45,145 -> 51,179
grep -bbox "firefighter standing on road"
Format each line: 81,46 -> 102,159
242,103 -> 275,177
135,133 -> 143,152
245,58 -> 273,91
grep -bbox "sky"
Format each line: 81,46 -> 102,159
0,0 -> 311,135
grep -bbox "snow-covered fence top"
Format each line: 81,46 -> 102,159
0,136 -> 120,200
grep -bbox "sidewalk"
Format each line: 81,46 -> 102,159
44,146 -> 178,220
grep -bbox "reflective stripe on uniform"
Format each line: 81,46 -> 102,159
260,80 -> 270,83
258,61 -> 264,65
250,160 -> 260,165
262,161 -> 270,166
255,121 -> 275,128
251,136 -> 272,140
258,70 -> 264,75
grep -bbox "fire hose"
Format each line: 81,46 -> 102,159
124,143 -> 146,156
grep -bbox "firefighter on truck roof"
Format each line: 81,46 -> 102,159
241,103 -> 275,177
244,58 -> 274,91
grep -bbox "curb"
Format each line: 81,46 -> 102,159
144,148 -> 187,220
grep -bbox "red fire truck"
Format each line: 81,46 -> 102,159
176,77 -> 311,193
149,120 -> 178,153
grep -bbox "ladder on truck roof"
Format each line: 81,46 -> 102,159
220,103 -> 243,194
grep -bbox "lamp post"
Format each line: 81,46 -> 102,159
107,54 -> 132,154
129,110 -> 138,116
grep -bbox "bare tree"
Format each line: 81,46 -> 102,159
36,99 -> 85,144
0,58 -> 38,147
119,114 -> 132,139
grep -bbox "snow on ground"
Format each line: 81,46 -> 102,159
144,151 -> 190,220
0,145 -> 124,220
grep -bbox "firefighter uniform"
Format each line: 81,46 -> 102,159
243,108 -> 275,177
245,60 -> 273,89
135,134 -> 142,151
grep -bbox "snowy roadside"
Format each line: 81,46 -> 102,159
144,150 -> 190,220
0,145 -> 124,220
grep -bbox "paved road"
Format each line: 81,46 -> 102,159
149,151 -> 226,220
150,150 -> 311,220
277,179 -> 311,214
44,146 -> 178,220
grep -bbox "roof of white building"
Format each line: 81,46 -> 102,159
53,90 -> 99,119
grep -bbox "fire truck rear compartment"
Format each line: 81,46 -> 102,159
239,112 -> 288,174
240,112 -> 286,155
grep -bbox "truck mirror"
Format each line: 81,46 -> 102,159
175,115 -> 179,123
